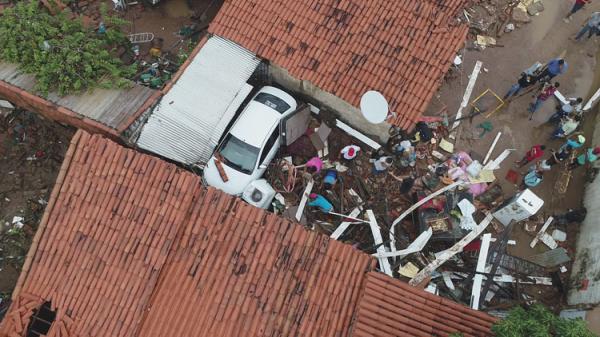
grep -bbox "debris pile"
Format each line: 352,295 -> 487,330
260,98 -> 579,312
0,106 -> 74,297
462,0 -> 546,49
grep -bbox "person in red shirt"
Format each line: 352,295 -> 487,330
565,0 -> 591,22
529,82 -> 559,119
516,144 -> 546,167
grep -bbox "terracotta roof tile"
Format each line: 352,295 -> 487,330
0,131 -> 496,337
209,0 -> 468,129
352,272 -> 497,337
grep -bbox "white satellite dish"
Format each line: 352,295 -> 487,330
360,90 -> 389,124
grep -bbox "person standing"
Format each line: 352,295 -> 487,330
516,144 -> 546,167
529,82 -> 560,119
575,12 -> 600,40
504,72 -> 537,100
565,0 -> 591,22
322,169 -> 338,190
568,147 -> 600,170
538,59 -> 568,81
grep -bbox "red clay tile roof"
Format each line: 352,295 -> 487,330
353,272 -> 497,337
0,130 -> 496,337
209,0 -> 468,130
137,187 -> 375,337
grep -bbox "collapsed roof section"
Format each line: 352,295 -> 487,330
209,0 -> 469,130
0,130 -> 494,337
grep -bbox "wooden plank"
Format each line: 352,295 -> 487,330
450,60 -> 483,134
483,149 -> 515,170
366,210 -> 393,276
483,132 -> 502,165
530,216 -> 553,248
372,228 -> 432,258
330,208 -> 362,240
409,213 -> 494,286
584,87 -> 600,111
295,180 -> 314,221
471,233 -> 492,310
493,275 -> 552,285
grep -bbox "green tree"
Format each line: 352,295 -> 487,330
492,305 -> 596,337
0,1 -> 135,95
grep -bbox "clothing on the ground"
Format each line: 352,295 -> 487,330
308,194 -> 333,212
340,145 -> 360,160
373,156 -> 393,171
306,157 -> 323,173
323,169 -> 338,186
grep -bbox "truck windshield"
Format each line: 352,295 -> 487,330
253,93 -> 291,114
219,134 -> 260,174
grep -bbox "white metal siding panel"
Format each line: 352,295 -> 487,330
136,36 -> 260,165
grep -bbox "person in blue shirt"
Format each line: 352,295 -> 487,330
323,169 -> 338,190
539,58 -> 568,81
560,135 -> 586,152
307,193 -> 333,213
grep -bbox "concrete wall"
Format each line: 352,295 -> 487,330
568,110 -> 600,306
269,64 -> 391,143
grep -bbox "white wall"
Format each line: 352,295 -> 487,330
568,110 -> 600,305
269,64 -> 391,143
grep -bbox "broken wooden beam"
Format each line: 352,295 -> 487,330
530,216 -> 553,248
409,213 -> 494,286
471,233 -> 492,310
389,181 -> 463,252
366,210 -> 393,276
330,208 -> 362,240
450,60 -> 483,134
295,180 -> 314,221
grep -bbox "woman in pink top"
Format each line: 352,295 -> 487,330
305,157 -> 323,174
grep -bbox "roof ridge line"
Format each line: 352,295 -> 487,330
11,129 -> 84,302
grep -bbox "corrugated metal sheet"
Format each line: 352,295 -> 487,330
0,62 -> 156,129
136,36 -> 260,166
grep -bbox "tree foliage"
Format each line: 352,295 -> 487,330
492,305 -> 597,337
0,1 -> 135,95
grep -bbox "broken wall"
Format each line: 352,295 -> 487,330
269,64 -> 391,143
568,109 -> 600,306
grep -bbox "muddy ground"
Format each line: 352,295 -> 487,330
0,110 -> 74,300
425,0 -> 600,321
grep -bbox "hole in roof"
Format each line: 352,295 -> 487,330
26,301 -> 56,337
